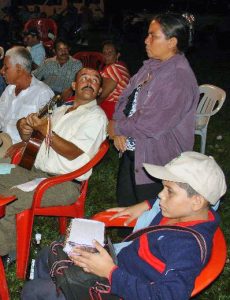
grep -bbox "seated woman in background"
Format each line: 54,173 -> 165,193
98,40 -> 130,120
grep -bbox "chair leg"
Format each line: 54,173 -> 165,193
0,257 -> 9,299
0,206 -> 5,218
16,209 -> 34,279
201,128 -> 207,154
58,217 -> 68,235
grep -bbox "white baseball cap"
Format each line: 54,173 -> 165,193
143,151 -> 226,205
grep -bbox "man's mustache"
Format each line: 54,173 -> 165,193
82,85 -> 94,92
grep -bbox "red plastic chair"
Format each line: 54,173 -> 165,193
73,51 -> 104,70
0,198 -> 13,300
92,211 -> 227,298
1,139 -> 109,279
24,18 -> 58,52
0,257 -> 9,300
0,207 -> 11,300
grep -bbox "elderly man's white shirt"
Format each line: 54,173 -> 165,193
0,76 -> 54,143
35,100 -> 108,181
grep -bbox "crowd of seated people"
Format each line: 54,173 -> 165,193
0,10 -> 227,300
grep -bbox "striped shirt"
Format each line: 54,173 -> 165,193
100,61 -> 130,103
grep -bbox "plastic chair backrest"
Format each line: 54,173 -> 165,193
73,51 -> 104,70
91,211 -> 227,298
191,227 -> 226,296
24,18 -> 57,46
196,84 -> 226,130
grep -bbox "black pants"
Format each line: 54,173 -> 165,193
21,247 -> 120,300
116,151 -> 163,207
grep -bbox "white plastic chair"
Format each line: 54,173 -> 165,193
195,84 -> 226,154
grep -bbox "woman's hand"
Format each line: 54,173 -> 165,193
114,135 -> 126,152
107,201 -> 150,226
70,241 -> 116,278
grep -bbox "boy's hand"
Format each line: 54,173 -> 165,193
70,240 -> 116,278
107,201 -> 149,226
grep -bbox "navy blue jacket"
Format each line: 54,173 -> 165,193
110,209 -> 219,300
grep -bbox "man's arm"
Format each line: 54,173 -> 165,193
17,114 -> 83,160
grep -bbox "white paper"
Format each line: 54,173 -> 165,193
11,178 -> 47,192
63,218 -> 105,254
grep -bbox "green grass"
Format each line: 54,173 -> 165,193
6,44 -> 230,299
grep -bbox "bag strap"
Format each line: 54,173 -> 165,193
123,225 -> 207,265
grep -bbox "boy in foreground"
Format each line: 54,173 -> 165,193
22,152 -> 226,300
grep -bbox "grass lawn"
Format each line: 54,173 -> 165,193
6,36 -> 230,299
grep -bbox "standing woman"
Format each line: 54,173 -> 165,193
108,13 -> 200,207
98,40 -> 130,120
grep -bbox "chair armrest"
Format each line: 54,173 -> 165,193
0,195 -> 17,217
32,140 -> 109,208
0,195 -> 17,206
91,211 -> 137,227
32,170 -> 85,208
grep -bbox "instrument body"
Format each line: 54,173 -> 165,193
19,95 -> 62,170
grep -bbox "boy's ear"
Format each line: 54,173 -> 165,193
191,194 -> 207,211
71,82 -> 76,91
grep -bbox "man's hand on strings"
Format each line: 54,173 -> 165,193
25,113 -> 48,136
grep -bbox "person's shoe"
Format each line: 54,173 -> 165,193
1,255 -> 9,269
1,252 -> 16,269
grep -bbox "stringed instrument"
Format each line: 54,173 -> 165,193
19,94 -> 63,170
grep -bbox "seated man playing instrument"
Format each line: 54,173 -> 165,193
0,67 -> 107,264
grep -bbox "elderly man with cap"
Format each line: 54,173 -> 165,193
0,46 -> 54,154
21,151 -> 226,300
23,27 -> 46,69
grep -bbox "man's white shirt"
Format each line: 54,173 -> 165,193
0,76 -> 54,143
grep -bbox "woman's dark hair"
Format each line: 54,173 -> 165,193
153,13 -> 190,52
